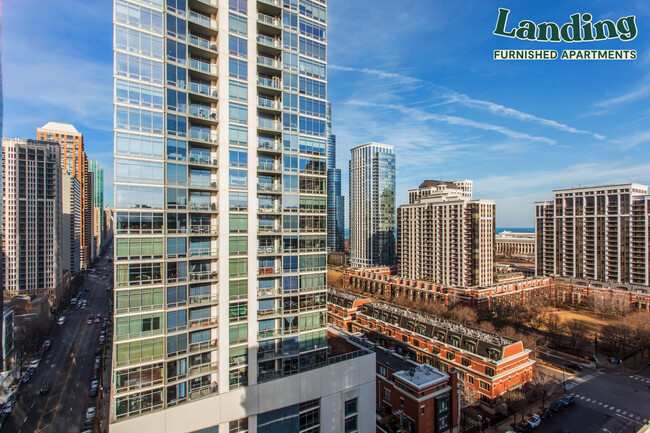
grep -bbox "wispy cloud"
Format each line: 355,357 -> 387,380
610,131 -> 650,150
331,64 -> 604,139
595,83 -> 650,107
347,100 -> 557,145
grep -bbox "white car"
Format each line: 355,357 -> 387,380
527,414 -> 541,428
86,407 -> 96,419
29,360 -> 41,369
58,316 -> 66,325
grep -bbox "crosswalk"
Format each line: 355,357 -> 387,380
630,375 -> 650,385
563,374 -> 595,390
571,392 -> 649,425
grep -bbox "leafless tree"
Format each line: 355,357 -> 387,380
545,313 -> 562,346
564,319 -> 587,356
530,372 -> 556,408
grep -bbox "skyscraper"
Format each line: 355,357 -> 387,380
2,138 -> 63,303
62,172 -> 81,275
326,102 -> 344,252
535,183 -> 650,286
111,1 -> 374,431
349,142 -> 396,268
36,122 -> 93,268
397,180 -> 495,287
88,160 -> 104,255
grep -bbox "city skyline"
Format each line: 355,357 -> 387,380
4,0 -> 650,229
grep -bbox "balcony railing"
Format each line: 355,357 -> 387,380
189,248 -> 219,258
257,308 -> 281,317
257,76 -> 281,89
189,361 -> 219,377
257,288 -> 281,297
195,0 -> 218,6
258,13 -> 280,27
257,329 -> 282,340
189,81 -> 218,97
257,35 -> 280,48
258,266 -> 281,276
257,226 -> 280,234
258,140 -> 281,151
189,316 -> 219,329
189,383 -> 219,401
189,58 -> 217,75
189,339 -> 217,353
189,11 -> 218,30
189,180 -> 218,190
189,294 -> 219,305
189,34 -> 217,51
188,155 -> 218,167
257,55 -> 279,68
258,0 -> 280,6
189,224 -> 219,234
189,270 -> 219,281
258,98 -> 280,110
190,105 -> 218,120
189,202 -> 217,211
258,246 -> 281,254
257,163 -> 281,172
257,184 -> 281,192
189,129 -> 217,143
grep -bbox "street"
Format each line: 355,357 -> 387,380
3,248 -> 113,433
533,365 -> 650,433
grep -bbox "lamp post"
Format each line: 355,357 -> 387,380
594,334 -> 599,369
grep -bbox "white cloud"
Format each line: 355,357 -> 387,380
595,83 -> 650,107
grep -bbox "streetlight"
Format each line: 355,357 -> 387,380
594,334 -> 599,369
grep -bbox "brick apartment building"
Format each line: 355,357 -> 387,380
328,289 -> 534,407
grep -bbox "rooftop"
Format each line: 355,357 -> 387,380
38,122 -> 80,134
393,364 -> 448,390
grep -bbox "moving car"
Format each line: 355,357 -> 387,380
40,383 -> 50,394
527,414 -> 541,428
94,317 -> 100,323
86,317 -> 93,325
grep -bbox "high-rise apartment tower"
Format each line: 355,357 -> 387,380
111,1 -> 374,432
326,102 -> 344,252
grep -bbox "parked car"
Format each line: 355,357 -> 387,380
89,385 -> 98,397
565,363 -> 583,371
99,336 -> 105,344
539,407 -> 553,421
95,347 -> 103,355
550,400 -> 566,412
29,359 -> 41,369
86,407 -> 96,419
58,316 -> 66,325
527,414 -> 541,428
83,418 -> 93,430
561,395 -> 576,406
21,373 -> 31,384
86,318 -> 93,325
1,401 -> 13,415
515,421 -> 532,433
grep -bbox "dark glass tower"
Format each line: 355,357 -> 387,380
326,102 -> 344,252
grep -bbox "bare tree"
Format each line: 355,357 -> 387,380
530,372 -> 556,408
448,306 -> 478,327
545,313 -> 562,346
602,323 -> 631,359
502,389 -> 527,426
564,319 -> 587,356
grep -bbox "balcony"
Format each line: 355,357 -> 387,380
257,55 -> 280,71
257,225 -> 280,234
189,224 -> 219,235
257,246 -> 281,255
189,58 -> 217,76
257,184 -> 281,193
189,34 -> 217,52
194,0 -> 218,7
189,81 -> 218,99
258,0 -> 280,6
189,129 -> 217,144
188,154 -> 218,167
257,307 -> 282,318
257,329 -> 282,340
189,361 -> 219,377
189,248 -> 219,258
189,202 -> 217,211
258,139 -> 281,152
258,98 -> 281,111
189,11 -> 218,30
189,180 -> 218,190
190,270 -> 219,282
258,13 -> 280,27
258,266 -> 281,276
257,34 -> 280,48
189,339 -> 218,354
189,293 -> 219,305
258,120 -> 281,132
190,105 -> 218,121
257,163 -> 281,173
258,206 -> 281,214
257,287 -> 281,297
257,76 -> 281,89
189,316 -> 219,329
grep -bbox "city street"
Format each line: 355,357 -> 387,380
532,366 -> 650,433
3,249 -> 113,433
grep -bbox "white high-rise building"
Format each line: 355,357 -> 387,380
349,143 -> 395,268
62,172 -> 81,275
397,180 -> 495,287
111,1 -> 375,432
535,183 -> 650,286
2,138 -> 63,302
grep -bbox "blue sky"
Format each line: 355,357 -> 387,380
4,0 -> 650,227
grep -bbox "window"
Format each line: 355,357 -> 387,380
468,375 -> 474,384
167,163 -> 187,185
229,302 -> 248,322
116,132 -> 164,159
115,106 -> 164,134
229,258 -> 248,277
115,25 -> 164,58
485,367 -> 495,377
229,324 -> 247,344
299,17 -> 326,41
229,125 -> 248,145
166,88 -> 187,112
446,352 -> 455,361
229,35 -> 247,58
190,426 -> 219,433
229,13 -> 247,36
462,358 -> 471,367
115,287 -> 164,314
166,138 -> 187,161
344,398 -> 358,433
166,309 -> 187,333
166,63 -> 187,88
479,381 -> 491,391
229,418 -> 248,433
166,113 -> 187,136
299,76 -> 326,98
229,236 -> 248,255
229,102 -> 248,124
116,79 -> 164,109
229,191 -> 248,211
229,80 -> 248,101
299,0 -> 326,23
115,0 -> 163,33
299,96 -> 326,117
283,71 -> 298,91
229,280 -> 248,300
229,0 -> 246,14
116,237 -> 164,260
299,57 -> 326,79
115,52 -> 163,84
166,15 -> 186,39
229,169 -> 248,189
167,285 -> 187,308
283,10 -> 298,30
384,388 -> 391,399
299,116 -> 325,136
299,37 -> 326,60
229,58 -> 247,80
115,185 -> 164,209
115,338 -> 164,367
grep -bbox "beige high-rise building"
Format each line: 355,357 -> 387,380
535,183 -> 650,286
2,138 -> 63,302
397,180 -> 495,287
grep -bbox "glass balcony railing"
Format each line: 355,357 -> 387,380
189,58 -> 217,75
189,248 -> 219,258
257,55 -> 279,68
257,35 -> 280,48
189,11 -> 218,30
189,34 -> 217,51
258,0 -> 281,6
257,184 -> 280,192
189,270 -> 219,281
257,287 -> 281,297
257,76 -> 281,88
257,225 -> 280,233
257,246 -> 281,255
189,294 -> 219,305
257,329 -> 282,340
190,105 -> 218,120
189,129 -> 217,143
189,81 -> 218,97
258,139 -> 281,151
188,315 -> 218,329
189,224 -> 219,234
258,266 -> 281,275
258,13 -> 280,27
257,163 -> 281,172
257,307 -> 281,317
188,154 -> 218,166
189,202 -> 217,211
258,206 -> 281,214
258,98 -> 280,109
